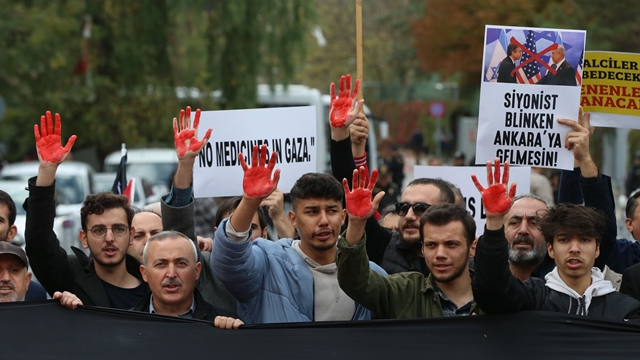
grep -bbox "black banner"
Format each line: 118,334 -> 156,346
6,300 -> 640,359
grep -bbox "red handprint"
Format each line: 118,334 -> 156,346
239,145 -> 281,198
471,158 -> 517,215
173,106 -> 212,158
34,111 -> 77,163
329,74 -> 365,128
343,166 -> 380,218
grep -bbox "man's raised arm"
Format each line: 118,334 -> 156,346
161,106 -> 212,243
211,144 -> 280,301
337,167 -> 408,318
557,110 -> 616,270
328,74 -> 391,264
471,159 -> 543,313
25,111 -> 78,294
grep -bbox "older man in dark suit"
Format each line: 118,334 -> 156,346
538,45 -> 577,86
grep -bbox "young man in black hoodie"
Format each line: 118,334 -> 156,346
472,159 -> 640,321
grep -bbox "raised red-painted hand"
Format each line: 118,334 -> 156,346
471,158 -> 517,215
173,106 -> 212,158
343,166 -> 379,218
34,111 -> 77,163
329,74 -> 365,128
239,145 -> 281,198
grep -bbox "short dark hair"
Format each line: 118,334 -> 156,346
540,203 -> 605,245
0,190 -> 16,226
80,192 -> 134,231
215,197 -> 242,226
440,179 -> 464,207
379,204 -> 398,219
290,173 -> 344,210
406,178 -> 456,204
507,43 -> 518,56
419,203 -> 475,246
215,196 -> 267,230
626,191 -> 640,219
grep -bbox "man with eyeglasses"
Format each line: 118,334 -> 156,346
25,111 -> 149,308
328,86 -> 456,276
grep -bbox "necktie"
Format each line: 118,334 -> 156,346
550,64 -> 557,78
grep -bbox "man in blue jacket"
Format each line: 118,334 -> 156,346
211,145 -> 386,324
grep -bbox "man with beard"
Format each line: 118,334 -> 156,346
338,199 -> 482,319
503,194 -> 549,281
25,111 -> 148,308
472,159 -> 640,321
328,76 -> 455,276
211,146 -> 386,324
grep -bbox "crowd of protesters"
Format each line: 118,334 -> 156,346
2,74 -> 640,332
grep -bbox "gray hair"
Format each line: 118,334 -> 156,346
142,230 -> 198,266
506,194 -> 551,224
512,193 -> 550,208
556,45 -> 565,56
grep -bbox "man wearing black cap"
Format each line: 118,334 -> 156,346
0,242 -> 33,303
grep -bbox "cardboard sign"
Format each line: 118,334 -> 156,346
414,165 -> 531,237
478,25 -> 586,170
193,106 -> 317,197
581,51 -> 640,129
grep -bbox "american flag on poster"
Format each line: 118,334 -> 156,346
575,51 -> 583,85
516,30 -> 542,84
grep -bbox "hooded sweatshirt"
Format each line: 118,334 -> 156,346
292,240 -> 356,321
545,267 -> 616,316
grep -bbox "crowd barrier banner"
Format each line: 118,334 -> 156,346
6,300 -> 640,359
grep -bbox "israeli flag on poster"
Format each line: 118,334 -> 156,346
484,29 -> 508,82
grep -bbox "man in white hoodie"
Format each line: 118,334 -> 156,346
471,159 -> 640,321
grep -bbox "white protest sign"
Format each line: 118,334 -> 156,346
193,106 -> 316,197
477,25 -> 586,170
414,165 -> 531,237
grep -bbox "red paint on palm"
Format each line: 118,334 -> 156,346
329,74 -> 360,128
343,167 -> 378,217
173,106 -> 212,158
34,111 -> 77,163
240,145 -> 280,198
482,185 -> 512,214
471,158 -> 517,215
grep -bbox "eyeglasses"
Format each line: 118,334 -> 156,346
90,225 -> 129,239
394,202 -> 430,217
